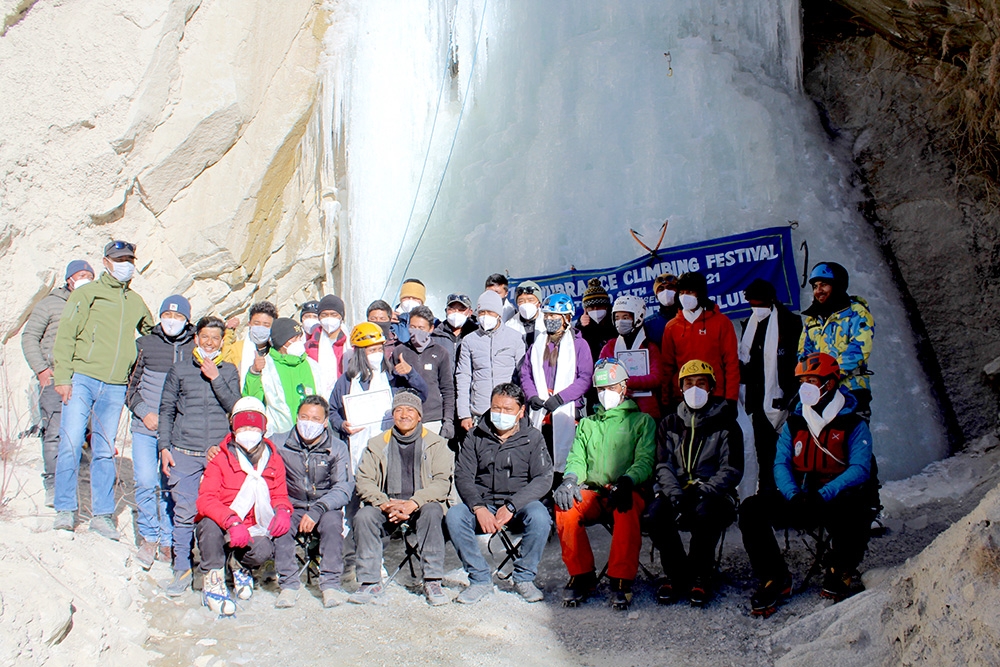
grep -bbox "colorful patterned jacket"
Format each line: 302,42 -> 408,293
798,297 -> 874,392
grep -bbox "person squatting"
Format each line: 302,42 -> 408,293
24,241 -> 879,617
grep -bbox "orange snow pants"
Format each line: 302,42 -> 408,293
555,488 -> 645,580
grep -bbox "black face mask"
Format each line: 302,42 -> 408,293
544,318 -> 563,334
376,322 -> 392,339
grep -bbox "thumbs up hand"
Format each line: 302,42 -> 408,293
395,352 -> 412,375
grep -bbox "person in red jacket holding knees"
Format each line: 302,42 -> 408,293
195,397 -> 294,616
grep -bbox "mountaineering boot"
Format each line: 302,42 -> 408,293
233,567 -> 254,600
655,575 -> 687,606
157,545 -> 173,564
44,486 -> 55,508
562,571 -> 597,607
136,540 -> 157,570
53,511 -> 75,532
689,575 -> 711,607
202,568 -> 236,617
750,573 -> 792,618
609,578 -> 633,611
89,514 -> 120,541
820,567 -> 865,602
165,569 -> 192,597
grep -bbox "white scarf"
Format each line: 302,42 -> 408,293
739,306 -> 785,429
229,445 -> 275,538
682,307 -> 703,324
259,354 -> 321,436
347,370 -> 392,473
316,327 -> 350,400
238,333 -> 259,389
506,314 -> 546,338
802,390 -> 846,441
528,331 -> 577,473
614,329 -> 651,397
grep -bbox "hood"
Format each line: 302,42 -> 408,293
269,347 -> 308,367
675,396 -> 729,426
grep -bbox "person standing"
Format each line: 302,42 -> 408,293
125,295 -> 195,568
21,259 -> 94,507
219,300 -> 278,389
431,293 -> 478,370
576,278 -> 616,362
599,295 -> 664,420
305,294 -> 351,400
644,273 -> 679,346
485,273 -> 517,323
392,305 -> 454,439
299,300 -> 320,337
52,241 -> 153,539
506,280 -> 546,352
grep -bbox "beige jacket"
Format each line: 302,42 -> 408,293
355,427 -> 453,511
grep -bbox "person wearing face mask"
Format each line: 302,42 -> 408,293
554,359 -> 655,611
299,300 -> 320,336
739,353 -> 876,617
272,396 -> 354,609
305,294 -> 352,400
447,383 -> 553,604
576,278 -> 617,362
21,259 -> 94,507
243,318 -> 320,437
195,397 -> 294,617
485,273 -> 517,323
392,305 -> 454,439
506,280 -> 547,352
520,294 -> 593,477
390,278 -> 428,345
431,293 -> 478,371
157,316 -> 242,597
738,279 -> 802,494
643,273 -> 680,347
647,360 -> 743,607
455,291 -> 525,433
52,240 -> 154,539
125,295 -> 196,569
599,295 -> 664,420
660,271 -> 740,416
366,299 -> 399,359
219,300 -> 279,389
798,262 -> 875,422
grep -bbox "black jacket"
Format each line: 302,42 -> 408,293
391,341 -> 455,428
739,303 -> 803,414
158,355 -> 241,452
456,415 -> 553,512
274,425 -> 354,520
578,316 -> 617,363
431,318 -> 479,374
655,398 -> 743,500
127,323 -> 196,436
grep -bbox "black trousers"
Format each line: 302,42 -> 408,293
648,489 -> 736,582
749,410 -> 780,495
196,518 -> 275,573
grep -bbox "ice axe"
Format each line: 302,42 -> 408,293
630,220 -> 668,265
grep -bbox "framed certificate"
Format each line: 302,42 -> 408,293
343,389 -> 393,427
617,349 -> 649,377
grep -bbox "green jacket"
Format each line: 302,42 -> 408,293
564,399 -> 655,488
243,348 -> 318,432
53,273 -> 153,386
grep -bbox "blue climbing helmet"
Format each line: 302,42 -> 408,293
808,262 -> 849,291
542,293 -> 575,317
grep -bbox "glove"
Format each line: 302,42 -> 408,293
268,509 -> 291,538
724,398 -> 739,420
553,474 -> 582,511
227,521 -> 253,548
543,394 -> 565,413
610,475 -> 634,513
440,420 -> 455,440
528,396 -> 546,411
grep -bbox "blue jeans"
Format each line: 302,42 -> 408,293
54,375 -> 127,516
131,432 -> 172,545
445,500 -> 550,585
166,450 -> 205,572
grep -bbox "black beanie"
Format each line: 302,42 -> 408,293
270,317 -> 303,349
677,272 -> 708,299
318,295 -> 346,316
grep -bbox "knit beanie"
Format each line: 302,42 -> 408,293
270,317 -> 303,349
159,295 -> 191,320
65,259 -> 94,281
476,290 -> 504,315
581,278 -> 610,308
318,294 -> 346,316
400,280 -> 426,303
653,273 -> 677,294
392,390 -> 423,416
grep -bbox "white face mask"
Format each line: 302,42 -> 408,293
249,326 -> 271,345
518,302 -> 538,320
367,351 -> 385,368
752,306 -> 772,322
110,261 -> 135,282
234,430 -> 263,450
490,411 -> 517,431
70,277 -> 91,290
447,312 -> 468,328
197,346 -> 221,361
679,294 -> 700,312
614,318 -> 634,335
399,299 -> 421,314
683,386 -> 709,410
657,289 -> 676,307
297,419 -> 326,441
589,309 -> 607,323
799,383 -> 823,407
320,316 -> 342,334
302,318 -> 319,335
161,318 -> 186,337
285,340 -> 306,357
598,389 -> 622,411
480,315 -> 499,331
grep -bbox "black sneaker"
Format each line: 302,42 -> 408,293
655,576 -> 686,605
562,572 -> 597,607
820,568 -> 865,602
609,578 -> 633,611
688,575 -> 711,607
750,573 -> 792,618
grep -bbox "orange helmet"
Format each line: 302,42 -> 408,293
350,322 -> 386,348
795,353 -> 840,380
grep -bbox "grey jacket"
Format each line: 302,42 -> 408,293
655,397 -> 744,500
158,356 -> 241,453
274,426 -> 354,521
126,324 -> 196,437
455,324 -> 524,419
355,427 -> 453,510
20,287 -> 71,375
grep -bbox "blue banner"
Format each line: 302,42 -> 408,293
510,226 -> 799,320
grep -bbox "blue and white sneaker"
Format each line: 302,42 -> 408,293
233,567 -> 254,600
203,568 -> 236,617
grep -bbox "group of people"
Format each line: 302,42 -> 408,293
21,239 -> 879,618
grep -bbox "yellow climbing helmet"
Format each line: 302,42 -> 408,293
678,359 -> 715,383
350,322 -> 386,348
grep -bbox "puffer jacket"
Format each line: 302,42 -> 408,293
52,272 -> 153,386
274,425 -> 354,521
126,323 -> 196,436
660,305 -> 740,403
196,435 -> 293,528
564,399 -> 655,488
455,324 -> 525,419
20,286 -> 71,375
355,427 -> 453,510
456,415 -> 553,512
431,318 -> 478,374
799,297 -> 875,392
158,353 -> 241,453
655,397 -> 744,500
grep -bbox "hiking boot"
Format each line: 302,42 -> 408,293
609,578 -> 633,611
424,580 -> 449,606
44,486 -> 55,508
88,515 -> 120,541
53,511 -> 75,532
136,540 -> 158,571
157,545 -> 173,565
165,569 -> 192,597
820,567 -> 865,602
655,576 -> 687,605
689,575 -> 711,607
275,588 -> 298,609
562,571 -> 597,607
457,582 -> 493,605
750,573 -> 792,618
322,588 -> 349,608
514,581 -> 544,603
203,568 -> 236,617
348,582 -> 384,605
233,567 -> 254,600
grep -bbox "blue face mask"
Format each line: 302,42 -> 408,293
491,411 -> 517,431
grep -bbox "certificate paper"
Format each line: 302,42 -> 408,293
617,349 -> 651,397
343,389 -> 393,427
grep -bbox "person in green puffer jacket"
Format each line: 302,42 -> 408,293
553,358 -> 655,611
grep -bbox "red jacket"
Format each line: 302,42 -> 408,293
195,435 -> 293,529
660,306 -> 740,403
599,334 -> 663,420
305,328 -> 348,376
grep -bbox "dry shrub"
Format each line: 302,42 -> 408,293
972,519 -> 1000,582
0,349 -> 27,516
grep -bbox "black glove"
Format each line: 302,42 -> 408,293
440,420 -> 455,440
806,490 -> 826,514
788,492 -> 819,528
543,394 -> 565,413
724,398 -> 739,420
553,474 -> 582,511
610,475 -> 634,513
528,396 -> 546,411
